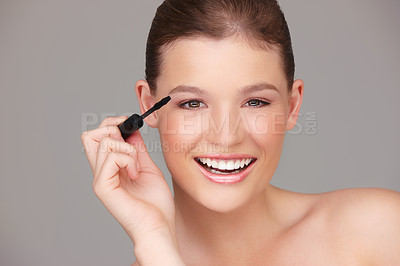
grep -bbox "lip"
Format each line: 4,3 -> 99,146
194,153 -> 254,160
194,154 -> 256,184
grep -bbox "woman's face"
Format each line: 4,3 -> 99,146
143,36 -> 302,213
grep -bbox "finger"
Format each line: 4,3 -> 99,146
99,116 -> 129,128
125,130 -> 160,174
93,151 -> 139,196
81,125 -> 124,173
94,136 -> 138,179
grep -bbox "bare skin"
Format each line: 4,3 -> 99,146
175,186 -> 400,265
138,36 -> 399,264
83,36 -> 400,266
128,184 -> 400,265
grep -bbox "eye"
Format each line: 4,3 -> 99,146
178,99 -> 206,109
243,99 -> 270,108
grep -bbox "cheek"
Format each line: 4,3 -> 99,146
243,109 -> 287,164
158,111 -> 205,153
245,110 -> 287,136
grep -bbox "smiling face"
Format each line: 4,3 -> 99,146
136,36 -> 303,213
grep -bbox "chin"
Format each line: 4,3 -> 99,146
172,171 -> 258,215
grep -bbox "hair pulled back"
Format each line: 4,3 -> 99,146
145,0 -> 295,93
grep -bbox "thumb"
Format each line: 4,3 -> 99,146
125,130 -> 160,174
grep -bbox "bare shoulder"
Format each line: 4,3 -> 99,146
317,187 -> 400,264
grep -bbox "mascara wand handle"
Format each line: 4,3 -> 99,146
118,114 -> 144,140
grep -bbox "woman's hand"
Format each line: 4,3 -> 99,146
81,116 -> 176,244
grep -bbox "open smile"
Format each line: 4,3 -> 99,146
194,155 -> 257,184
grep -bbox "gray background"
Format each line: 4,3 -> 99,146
1,0 -> 399,265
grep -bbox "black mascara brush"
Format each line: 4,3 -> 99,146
118,96 -> 171,140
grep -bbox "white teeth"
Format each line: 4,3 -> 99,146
197,157 -> 253,171
226,160 -> 235,170
218,161 -> 227,170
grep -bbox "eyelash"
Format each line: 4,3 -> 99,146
243,99 -> 271,108
178,99 -> 206,109
178,98 -> 271,109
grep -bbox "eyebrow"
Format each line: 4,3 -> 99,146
168,82 -> 280,96
238,83 -> 280,95
168,85 -> 207,96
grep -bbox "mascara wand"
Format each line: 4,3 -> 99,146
118,96 -> 171,140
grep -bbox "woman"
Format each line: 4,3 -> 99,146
81,0 -> 400,264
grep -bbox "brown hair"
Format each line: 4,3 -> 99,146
145,0 -> 295,94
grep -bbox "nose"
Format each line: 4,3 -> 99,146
204,105 -> 246,149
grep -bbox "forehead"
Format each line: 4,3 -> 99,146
157,36 -> 287,94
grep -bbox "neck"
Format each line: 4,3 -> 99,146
173,182 -> 282,262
